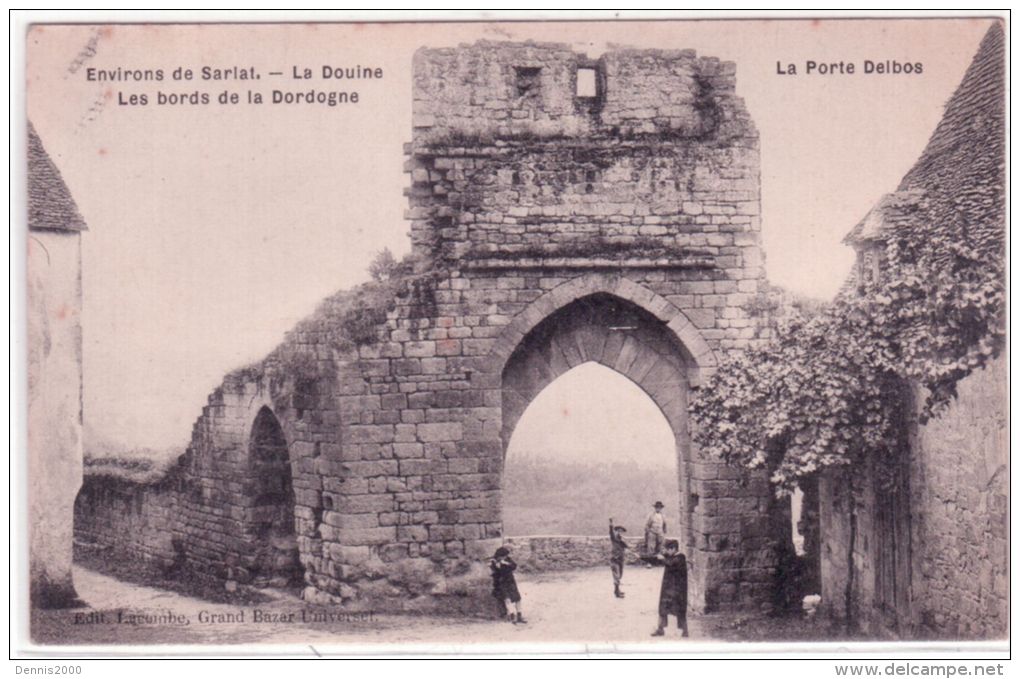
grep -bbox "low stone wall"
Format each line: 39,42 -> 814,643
73,474 -> 652,613
504,535 -> 646,572
73,471 -> 183,570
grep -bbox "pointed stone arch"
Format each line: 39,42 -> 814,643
491,273 -> 716,387
494,274 -> 724,607
491,274 -> 781,613
500,291 -> 694,444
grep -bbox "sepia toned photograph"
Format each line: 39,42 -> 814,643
15,12 -> 1007,659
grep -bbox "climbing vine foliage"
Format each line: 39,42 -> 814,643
691,301 -> 905,494
691,193 -> 1004,494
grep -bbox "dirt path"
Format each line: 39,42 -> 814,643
32,564 -> 711,650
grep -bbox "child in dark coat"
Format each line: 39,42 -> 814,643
490,546 -> 526,624
609,517 -> 635,598
651,539 -> 689,637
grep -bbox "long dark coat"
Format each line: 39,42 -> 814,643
490,557 -> 521,603
658,554 -> 688,618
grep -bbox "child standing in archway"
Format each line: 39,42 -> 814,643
609,518 -> 635,598
490,546 -> 527,624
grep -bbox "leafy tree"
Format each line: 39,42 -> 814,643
690,300 -> 905,495
368,247 -> 398,282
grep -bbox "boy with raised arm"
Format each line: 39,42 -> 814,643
608,517 -> 633,598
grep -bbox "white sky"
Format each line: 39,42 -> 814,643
25,19 -> 993,450
507,363 -> 676,470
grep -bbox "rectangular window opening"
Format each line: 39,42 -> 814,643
576,67 -> 598,98
515,66 -> 541,96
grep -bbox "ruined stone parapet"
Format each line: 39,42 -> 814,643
411,41 -> 755,142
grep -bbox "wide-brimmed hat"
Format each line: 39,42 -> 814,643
614,525 -> 627,532
653,501 -> 665,508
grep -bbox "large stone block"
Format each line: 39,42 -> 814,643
346,425 -> 396,445
417,422 -> 463,442
336,526 -> 397,546
322,512 -> 381,530
333,494 -> 396,513
397,525 -> 429,542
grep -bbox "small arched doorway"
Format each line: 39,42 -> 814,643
248,407 -> 302,588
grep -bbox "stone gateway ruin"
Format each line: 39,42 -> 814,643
75,41 -> 795,614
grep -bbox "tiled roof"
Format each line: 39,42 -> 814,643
844,190 -> 925,245
844,22 -> 1004,247
27,121 -> 87,232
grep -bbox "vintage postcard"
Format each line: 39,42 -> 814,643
16,13 -> 1007,659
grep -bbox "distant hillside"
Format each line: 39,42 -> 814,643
503,455 -> 681,538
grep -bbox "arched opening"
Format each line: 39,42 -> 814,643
500,293 -> 695,556
503,362 -> 682,539
495,282 -> 785,612
247,407 -> 302,589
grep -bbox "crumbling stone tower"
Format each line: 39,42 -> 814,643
76,41 -> 785,615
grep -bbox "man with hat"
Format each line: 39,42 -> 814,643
651,539 -> 690,637
644,501 -> 667,563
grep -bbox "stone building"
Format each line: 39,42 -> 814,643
27,122 -> 88,608
819,24 -> 1007,638
75,41 -> 790,613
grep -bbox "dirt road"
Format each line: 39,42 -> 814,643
32,564 -> 710,652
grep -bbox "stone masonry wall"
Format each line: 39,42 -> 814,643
74,472 -> 182,569
907,357 -> 1008,638
818,358 -> 1008,639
